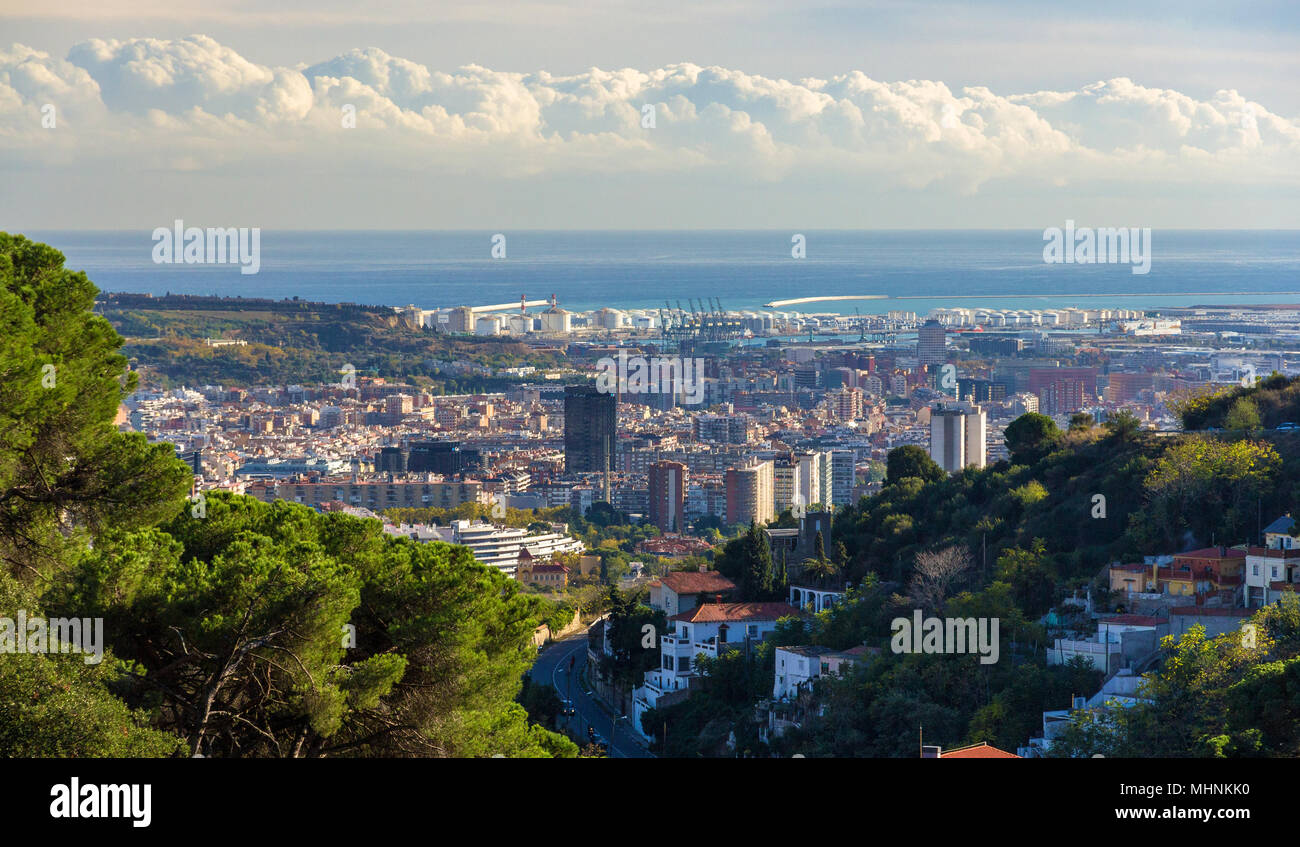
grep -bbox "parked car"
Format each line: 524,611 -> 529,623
1277,422 -> 1298,431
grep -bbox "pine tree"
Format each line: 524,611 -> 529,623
741,520 -> 775,600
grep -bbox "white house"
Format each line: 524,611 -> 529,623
1244,547 -> 1300,607
631,602 -> 800,740
1020,670 -> 1153,757
762,644 -> 874,740
1264,514 -> 1297,549
1245,516 -> 1300,607
772,645 -> 868,700
1048,615 -> 1167,672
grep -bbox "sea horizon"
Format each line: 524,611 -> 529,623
25,228 -> 1300,316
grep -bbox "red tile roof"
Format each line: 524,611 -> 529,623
1174,547 -> 1246,560
659,571 -> 737,596
670,602 -> 801,623
939,742 -> 1021,759
1244,546 -> 1300,558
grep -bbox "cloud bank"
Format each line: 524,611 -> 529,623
2,35 -> 1297,227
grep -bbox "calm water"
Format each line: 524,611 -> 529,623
23,230 -> 1300,315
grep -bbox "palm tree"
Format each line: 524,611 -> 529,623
800,554 -> 839,587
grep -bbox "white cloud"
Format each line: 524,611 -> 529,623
1,35 -> 1296,226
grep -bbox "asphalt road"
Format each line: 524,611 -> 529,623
532,630 -> 655,759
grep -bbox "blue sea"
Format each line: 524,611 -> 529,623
25,230 -> 1300,316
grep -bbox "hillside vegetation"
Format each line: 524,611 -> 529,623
655,383 -> 1300,756
96,293 -> 567,389
1,234 -> 574,757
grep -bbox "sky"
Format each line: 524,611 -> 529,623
1,0 -> 1297,229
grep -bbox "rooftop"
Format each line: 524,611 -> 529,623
1263,515 -> 1295,535
658,571 -> 737,596
938,742 -> 1022,759
1173,547 -> 1246,560
1243,546 -> 1300,558
1100,614 -> 1168,627
1169,607 -> 1251,617
670,602 -> 801,624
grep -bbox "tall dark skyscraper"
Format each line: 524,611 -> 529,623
376,445 -> 407,473
564,384 -> 616,474
917,319 -> 947,366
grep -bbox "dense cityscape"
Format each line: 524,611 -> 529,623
3,0 -> 1296,831
107,291 -> 1300,756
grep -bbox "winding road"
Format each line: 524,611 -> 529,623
532,630 -> 655,759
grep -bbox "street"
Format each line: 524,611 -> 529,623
531,631 -> 655,759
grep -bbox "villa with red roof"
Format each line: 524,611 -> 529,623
631,600 -> 802,741
647,569 -> 737,617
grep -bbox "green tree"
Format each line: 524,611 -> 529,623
599,586 -> 666,693
48,494 -> 576,757
1142,437 -> 1279,547
801,555 -> 839,585
0,234 -> 195,757
1003,413 -> 1062,465
1224,397 -> 1261,433
799,530 -> 839,586
0,576 -> 184,757
1103,409 -> 1143,443
0,233 -> 192,578
994,539 -> 1056,616
739,521 -> 779,600
885,445 -> 946,485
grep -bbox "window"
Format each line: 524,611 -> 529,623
1253,564 -> 1260,576
663,655 -> 672,670
747,625 -> 758,638
677,656 -> 690,671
